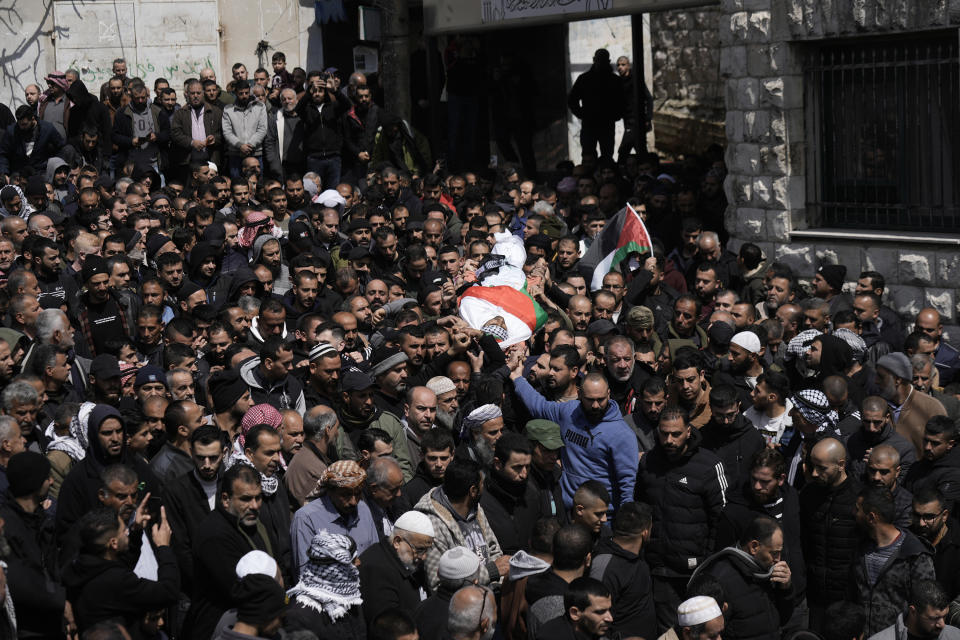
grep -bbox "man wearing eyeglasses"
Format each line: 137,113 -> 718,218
911,488 -> 960,600
700,384 -> 765,490
359,509 -> 435,624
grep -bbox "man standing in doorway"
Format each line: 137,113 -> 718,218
568,49 -> 624,161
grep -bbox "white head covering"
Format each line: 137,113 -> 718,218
438,547 -> 482,580
730,331 -> 761,354
393,511 -> 436,537
426,376 -> 457,396
313,188 -> 347,214
235,550 -> 279,579
677,596 -> 723,627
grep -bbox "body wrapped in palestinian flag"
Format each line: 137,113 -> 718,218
458,285 -> 547,348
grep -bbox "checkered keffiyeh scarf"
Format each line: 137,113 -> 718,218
791,388 -> 838,431
833,328 -> 867,361
287,531 -> 362,620
785,329 -> 823,361
44,401 -> 94,461
481,323 -> 508,342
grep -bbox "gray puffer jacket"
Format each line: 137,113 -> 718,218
222,100 -> 268,156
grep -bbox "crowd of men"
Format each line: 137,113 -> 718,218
0,48 -> 959,640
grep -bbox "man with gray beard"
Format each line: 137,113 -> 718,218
427,376 -> 459,431
456,405 -> 504,468
875,353 -> 946,458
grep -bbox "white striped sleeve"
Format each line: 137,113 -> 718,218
714,462 -> 728,507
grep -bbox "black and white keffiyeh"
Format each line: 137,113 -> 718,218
287,531 -> 362,621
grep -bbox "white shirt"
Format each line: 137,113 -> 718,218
745,398 -> 794,445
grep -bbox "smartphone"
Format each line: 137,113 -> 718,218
147,496 -> 163,523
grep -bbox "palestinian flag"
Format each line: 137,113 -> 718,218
581,204 -> 653,291
459,284 -> 548,348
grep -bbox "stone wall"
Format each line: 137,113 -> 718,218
718,0 -> 960,334
650,7 -> 726,156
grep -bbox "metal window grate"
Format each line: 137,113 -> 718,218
805,32 -> 960,230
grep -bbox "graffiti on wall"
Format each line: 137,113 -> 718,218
62,57 -> 216,85
0,0 -> 59,107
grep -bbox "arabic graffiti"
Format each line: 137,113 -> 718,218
482,0 -> 613,23
64,56 -> 216,85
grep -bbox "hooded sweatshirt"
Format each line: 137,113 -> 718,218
188,241 -> 230,310
815,335 -> 854,382
45,156 -> 74,203
415,486 -> 504,591
512,376 -> 639,509
55,405 -> 159,542
227,266 -> 260,302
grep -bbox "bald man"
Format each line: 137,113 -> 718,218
449,584 -> 497,640
403,386 -> 438,467
845,396 -> 916,482
511,364 -> 638,511
865,445 -> 913,528
686,231 -> 738,293
567,295 -> 593,332
915,307 -> 960,385
800,437 -> 861,632
1,216 -> 27,250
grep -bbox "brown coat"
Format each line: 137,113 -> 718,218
894,388 -> 947,457
667,380 -> 713,428
284,441 -> 330,506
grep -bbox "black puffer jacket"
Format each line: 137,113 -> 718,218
798,474 -> 861,606
589,537 -> 656,640
715,482 -> 806,597
845,423 -> 917,482
700,413 -> 765,491
904,445 -> 960,511
696,549 -> 794,640
635,427 -> 727,577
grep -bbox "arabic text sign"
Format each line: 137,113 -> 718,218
481,0 -> 614,24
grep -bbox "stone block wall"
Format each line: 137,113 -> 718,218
715,0 -> 960,337
650,7 -> 726,155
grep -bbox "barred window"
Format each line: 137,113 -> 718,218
805,32 -> 960,231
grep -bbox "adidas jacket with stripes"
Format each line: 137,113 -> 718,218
635,426 -> 728,577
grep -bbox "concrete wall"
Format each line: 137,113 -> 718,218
0,1 -> 57,110
0,0 -> 319,109
718,0 -> 960,333
649,6 -> 725,156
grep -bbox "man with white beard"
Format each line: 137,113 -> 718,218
456,405 -> 504,468
427,376 -> 459,432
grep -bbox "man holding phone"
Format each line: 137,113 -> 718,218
301,71 -> 348,191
